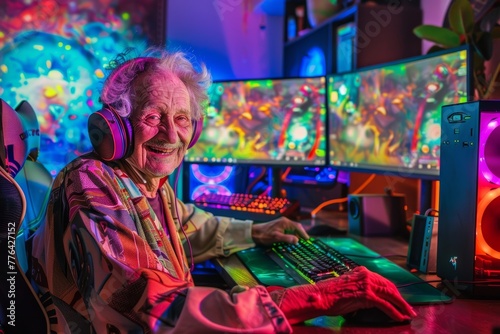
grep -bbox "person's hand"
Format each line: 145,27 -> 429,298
251,216 -> 309,245
269,266 -> 417,324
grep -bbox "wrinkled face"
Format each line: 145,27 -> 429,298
127,70 -> 192,178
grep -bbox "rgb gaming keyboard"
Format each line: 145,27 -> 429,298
193,193 -> 299,222
267,238 -> 359,283
233,237 -> 454,304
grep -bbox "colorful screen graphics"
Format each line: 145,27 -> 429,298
0,0 -> 164,176
327,47 -> 470,179
185,77 -> 327,166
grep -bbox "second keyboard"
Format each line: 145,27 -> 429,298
193,193 -> 299,222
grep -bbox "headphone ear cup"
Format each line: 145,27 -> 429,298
188,117 -> 203,149
88,108 -> 133,161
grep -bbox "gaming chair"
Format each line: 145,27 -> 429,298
0,98 -> 51,333
12,101 -> 53,273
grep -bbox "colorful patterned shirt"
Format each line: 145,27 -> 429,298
31,154 -> 291,333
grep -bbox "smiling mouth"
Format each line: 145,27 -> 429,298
147,145 -> 177,154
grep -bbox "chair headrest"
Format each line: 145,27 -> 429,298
0,99 -> 40,178
15,100 -> 40,161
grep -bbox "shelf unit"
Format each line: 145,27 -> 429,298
283,1 -> 423,77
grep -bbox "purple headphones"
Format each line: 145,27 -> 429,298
88,57 -> 203,161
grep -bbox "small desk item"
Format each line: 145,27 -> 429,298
235,237 -> 453,305
407,214 -> 438,274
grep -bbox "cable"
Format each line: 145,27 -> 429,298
310,173 -> 376,218
280,167 -> 292,181
262,185 -> 273,197
245,166 -> 267,194
424,208 -> 439,216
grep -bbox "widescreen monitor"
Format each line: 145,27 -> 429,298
185,77 -> 327,166
327,47 -> 471,179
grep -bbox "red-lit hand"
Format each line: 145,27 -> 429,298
270,266 -> 417,324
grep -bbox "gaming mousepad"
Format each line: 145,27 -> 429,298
236,237 -> 453,305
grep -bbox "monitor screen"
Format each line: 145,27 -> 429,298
284,24 -> 332,77
327,47 -> 471,179
185,77 -> 328,166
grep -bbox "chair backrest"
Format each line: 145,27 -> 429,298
12,100 -> 53,273
0,99 -> 50,333
14,159 -> 53,270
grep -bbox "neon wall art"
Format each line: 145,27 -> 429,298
0,0 -> 165,175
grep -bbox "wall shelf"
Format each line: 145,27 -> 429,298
283,1 -> 423,77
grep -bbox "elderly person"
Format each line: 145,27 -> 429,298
32,48 -> 415,333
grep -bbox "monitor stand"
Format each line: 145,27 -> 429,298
419,179 -> 436,214
268,167 -> 284,198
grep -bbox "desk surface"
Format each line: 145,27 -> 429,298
214,215 -> 500,334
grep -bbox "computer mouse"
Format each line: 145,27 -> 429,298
343,308 -> 411,326
306,224 -> 346,236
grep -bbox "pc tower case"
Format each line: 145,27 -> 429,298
438,100 -> 500,297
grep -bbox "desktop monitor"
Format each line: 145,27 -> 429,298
327,47 -> 471,179
284,24 -> 331,77
185,77 -> 328,167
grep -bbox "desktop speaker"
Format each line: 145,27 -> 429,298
438,100 -> 500,298
347,194 -> 406,236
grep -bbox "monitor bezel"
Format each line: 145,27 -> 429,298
184,75 -> 329,168
326,45 -> 473,180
